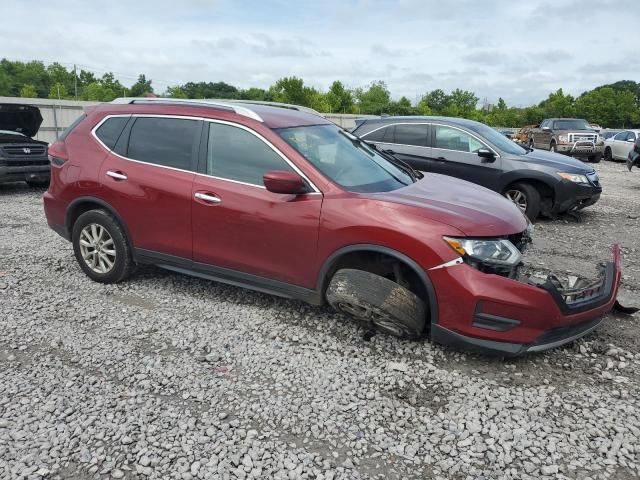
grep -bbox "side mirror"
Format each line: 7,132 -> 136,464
542,126 -> 551,132
477,148 -> 496,161
263,170 -> 306,194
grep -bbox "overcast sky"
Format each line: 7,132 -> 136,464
2,0 -> 636,106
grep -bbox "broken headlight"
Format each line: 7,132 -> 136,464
444,237 -> 522,267
557,172 -> 589,184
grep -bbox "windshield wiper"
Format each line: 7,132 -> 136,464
338,129 -> 416,185
367,142 -> 422,182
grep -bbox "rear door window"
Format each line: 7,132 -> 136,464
126,117 -> 200,171
95,116 -> 129,150
393,124 -> 428,147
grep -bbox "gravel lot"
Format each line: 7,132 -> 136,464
1,160 -> 639,480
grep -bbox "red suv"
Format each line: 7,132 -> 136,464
44,99 -> 622,355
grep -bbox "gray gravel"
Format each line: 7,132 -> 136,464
1,160 -> 639,480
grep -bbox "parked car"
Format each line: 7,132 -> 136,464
351,116 -> 602,221
0,103 -> 50,186
528,118 -> 604,163
43,98 -> 622,356
604,130 -> 640,162
600,129 -> 621,140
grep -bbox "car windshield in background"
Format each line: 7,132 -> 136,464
277,124 -> 413,193
553,119 -> 591,130
467,122 -> 528,155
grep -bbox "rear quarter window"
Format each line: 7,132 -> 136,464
95,116 -> 129,150
59,114 -> 87,141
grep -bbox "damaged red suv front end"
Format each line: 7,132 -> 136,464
430,243 -> 621,355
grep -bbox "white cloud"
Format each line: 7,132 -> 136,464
1,0 -> 637,105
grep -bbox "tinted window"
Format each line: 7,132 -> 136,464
127,117 -> 200,170
60,114 -> 86,141
95,116 -> 129,150
278,124 -> 412,193
207,123 -> 293,185
364,125 -> 394,143
394,124 -> 428,147
434,126 -> 484,153
614,131 -> 629,141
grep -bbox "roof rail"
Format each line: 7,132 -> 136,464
215,99 -> 322,117
110,97 -> 263,122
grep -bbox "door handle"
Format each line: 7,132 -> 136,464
194,192 -> 222,204
106,170 -> 127,181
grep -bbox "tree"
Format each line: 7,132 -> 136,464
48,83 -> 70,99
355,81 -> 391,114
269,77 -> 310,106
326,81 -> 353,113
240,87 -> 270,101
421,89 -> 448,113
20,84 -> 38,98
540,88 -> 575,118
129,74 -> 153,97
387,96 -> 416,115
165,86 -> 187,98
0,69 -> 11,96
575,87 -> 638,128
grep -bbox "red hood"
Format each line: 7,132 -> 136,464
367,173 -> 528,236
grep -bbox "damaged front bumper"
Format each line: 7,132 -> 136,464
429,245 -> 623,356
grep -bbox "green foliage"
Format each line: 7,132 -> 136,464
269,77 -> 310,106
181,81 -> 238,99
165,86 -> 187,98
48,82 -> 70,99
20,84 -> 38,98
1,58 -> 640,128
326,81 -> 354,113
355,81 -> 391,115
129,74 -> 153,97
575,87 -> 639,128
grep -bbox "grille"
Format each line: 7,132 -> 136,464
0,159 -> 50,167
2,145 -> 47,156
568,133 -> 596,143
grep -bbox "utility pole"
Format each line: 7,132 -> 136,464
74,64 -> 78,100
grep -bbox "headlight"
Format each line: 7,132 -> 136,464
444,237 -> 522,266
557,172 -> 589,183
558,135 -> 569,143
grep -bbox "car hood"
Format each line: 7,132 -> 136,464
369,173 -> 528,236
516,149 -> 591,172
0,104 -> 43,138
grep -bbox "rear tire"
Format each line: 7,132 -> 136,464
326,269 -> 426,339
72,209 -> 135,284
604,147 -> 613,162
504,182 -> 541,221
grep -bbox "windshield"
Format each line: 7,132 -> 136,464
552,119 -> 591,130
467,122 -> 527,155
277,124 -> 413,193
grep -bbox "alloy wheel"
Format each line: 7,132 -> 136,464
505,189 -> 527,213
79,223 -> 116,274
